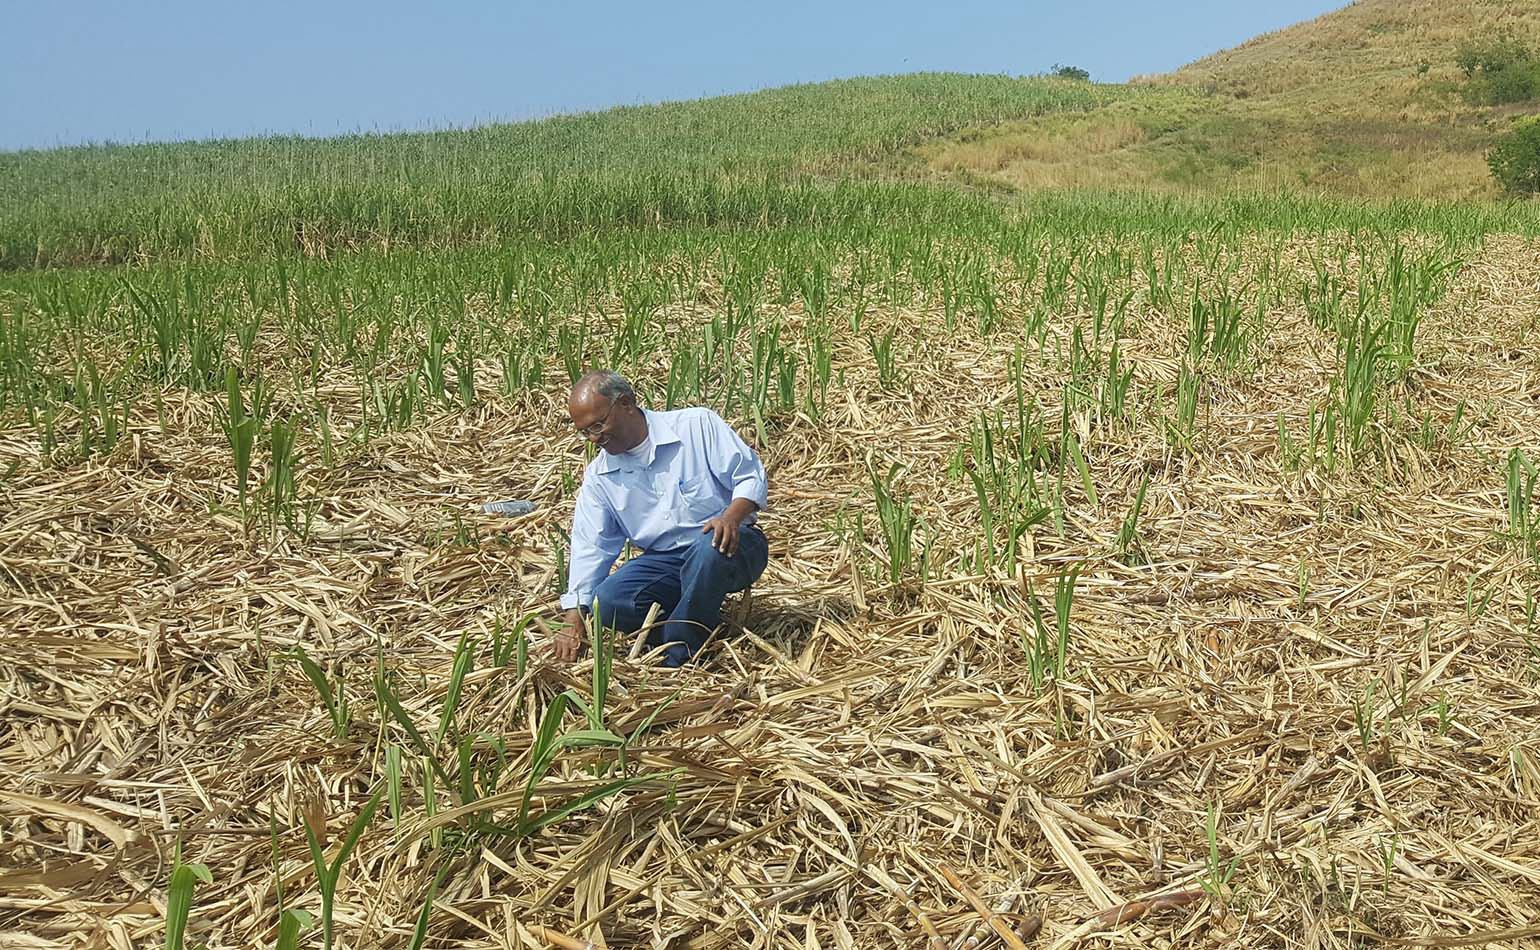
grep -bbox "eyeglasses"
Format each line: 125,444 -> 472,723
574,396 -> 619,439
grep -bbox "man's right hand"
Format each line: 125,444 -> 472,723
553,608 -> 585,663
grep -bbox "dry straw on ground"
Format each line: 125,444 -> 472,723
2,235 -> 1540,949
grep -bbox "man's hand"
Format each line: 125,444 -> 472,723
553,608 -> 585,663
702,498 -> 758,558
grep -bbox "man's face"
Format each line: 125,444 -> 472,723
569,389 -> 642,453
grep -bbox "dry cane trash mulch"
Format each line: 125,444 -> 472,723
3,235 -> 1540,948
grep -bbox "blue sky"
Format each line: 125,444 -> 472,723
4,1 -> 1344,152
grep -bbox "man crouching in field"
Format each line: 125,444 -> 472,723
553,370 -> 769,667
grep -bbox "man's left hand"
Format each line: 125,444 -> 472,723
703,512 -> 745,557
703,498 -> 760,557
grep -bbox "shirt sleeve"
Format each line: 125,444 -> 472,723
560,476 -> 624,610
702,410 -> 770,513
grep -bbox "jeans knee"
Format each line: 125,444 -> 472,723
591,578 -> 631,630
685,532 -> 734,576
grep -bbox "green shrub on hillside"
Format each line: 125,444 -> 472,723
1455,35 -> 1540,105
1488,118 -> 1540,195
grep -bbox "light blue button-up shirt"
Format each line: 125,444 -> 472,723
560,407 -> 769,610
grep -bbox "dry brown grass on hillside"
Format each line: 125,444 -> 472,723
921,1 -> 1540,199
917,105 -> 1499,200
1155,0 -> 1540,106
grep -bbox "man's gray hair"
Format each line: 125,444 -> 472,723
576,369 -> 636,403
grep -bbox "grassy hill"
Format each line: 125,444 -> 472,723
14,4 -> 1540,274
0,74 -> 1118,270
919,0 -> 1540,199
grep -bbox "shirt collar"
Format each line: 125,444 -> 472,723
593,409 -> 680,474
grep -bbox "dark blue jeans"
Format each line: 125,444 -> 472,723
590,525 -> 768,667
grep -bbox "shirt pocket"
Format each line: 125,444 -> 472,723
675,473 -> 721,520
